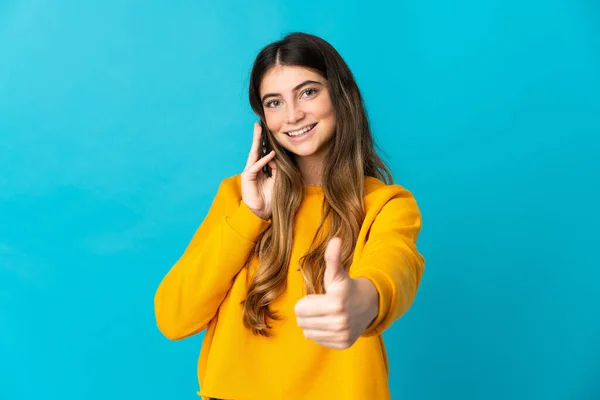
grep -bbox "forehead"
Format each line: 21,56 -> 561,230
259,65 -> 325,96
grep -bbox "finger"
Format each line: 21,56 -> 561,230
268,159 -> 277,179
294,295 -> 342,318
297,315 -> 347,332
302,329 -> 336,342
315,341 -> 344,349
325,237 -> 342,267
244,122 -> 262,170
245,150 -> 275,177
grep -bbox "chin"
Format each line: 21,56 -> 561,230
283,142 -> 323,158
291,150 -> 318,158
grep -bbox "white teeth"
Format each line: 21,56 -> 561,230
287,124 -> 315,137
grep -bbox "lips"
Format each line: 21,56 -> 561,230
285,123 -> 318,136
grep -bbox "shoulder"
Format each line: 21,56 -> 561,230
210,174 -> 243,212
218,173 -> 242,194
363,176 -> 420,217
364,176 -> 416,202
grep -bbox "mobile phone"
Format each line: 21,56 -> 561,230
260,121 -> 272,177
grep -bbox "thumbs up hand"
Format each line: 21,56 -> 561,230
294,237 -> 379,349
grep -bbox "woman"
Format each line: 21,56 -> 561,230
154,32 -> 425,400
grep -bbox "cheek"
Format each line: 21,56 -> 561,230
312,96 -> 336,127
317,103 -> 336,137
265,113 -> 284,133
265,113 -> 290,149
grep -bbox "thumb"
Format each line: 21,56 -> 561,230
268,160 -> 277,179
323,237 -> 348,292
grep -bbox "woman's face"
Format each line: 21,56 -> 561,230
259,65 -> 336,159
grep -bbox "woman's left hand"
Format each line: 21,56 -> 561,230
294,237 -> 379,349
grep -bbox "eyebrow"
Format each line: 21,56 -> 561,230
261,80 -> 324,102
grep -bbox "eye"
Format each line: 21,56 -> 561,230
301,88 -> 318,98
265,99 -> 281,108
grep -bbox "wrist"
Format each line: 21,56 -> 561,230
242,201 -> 271,221
254,209 -> 271,221
229,201 -> 272,241
353,278 -> 379,326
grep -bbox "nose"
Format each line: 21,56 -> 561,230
286,104 -> 305,125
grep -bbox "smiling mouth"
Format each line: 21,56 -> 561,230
285,123 -> 318,137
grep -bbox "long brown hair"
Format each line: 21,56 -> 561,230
242,32 -> 392,336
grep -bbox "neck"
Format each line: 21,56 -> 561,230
296,152 -> 325,187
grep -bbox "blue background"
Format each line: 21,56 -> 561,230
1,1 -> 598,399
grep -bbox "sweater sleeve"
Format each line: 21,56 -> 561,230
154,177 -> 271,340
349,187 -> 425,337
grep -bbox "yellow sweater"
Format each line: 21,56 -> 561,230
154,174 -> 425,400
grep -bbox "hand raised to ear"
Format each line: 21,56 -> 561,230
241,122 -> 277,220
